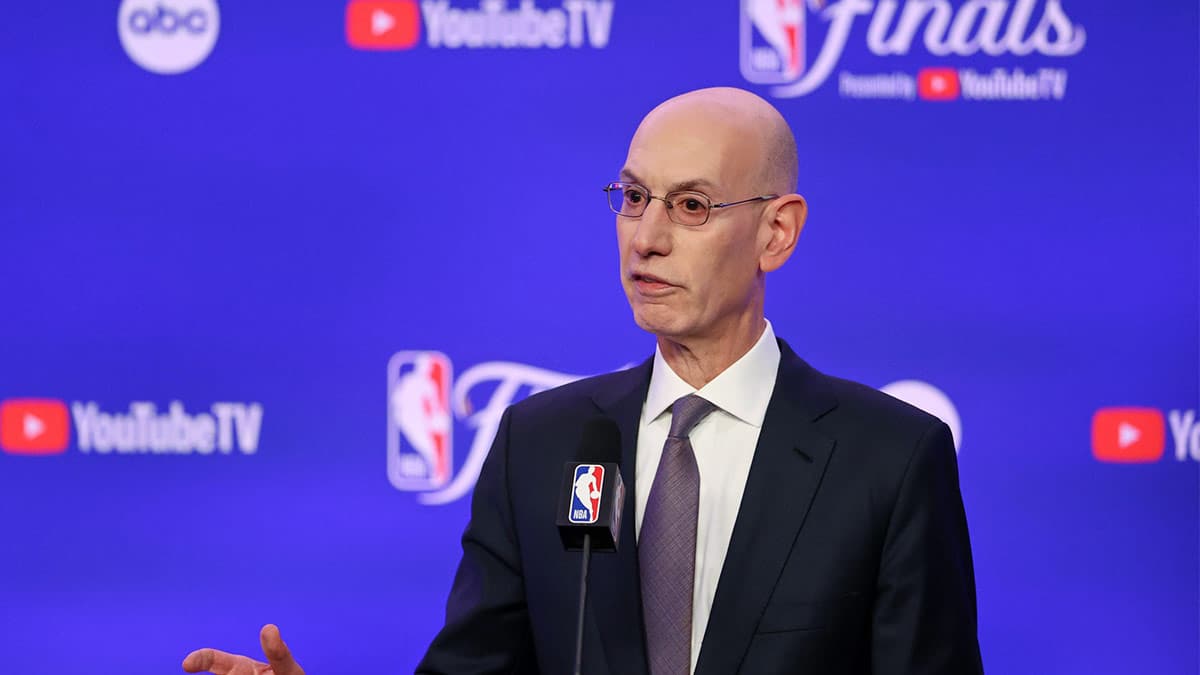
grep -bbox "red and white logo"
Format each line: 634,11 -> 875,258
0,398 -> 70,455
388,351 -> 454,491
1092,407 -> 1165,463
741,0 -> 806,85
386,352 -> 587,504
346,0 -> 420,50
918,67 -> 960,101
569,464 -> 604,523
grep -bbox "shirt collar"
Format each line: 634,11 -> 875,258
643,320 -> 782,428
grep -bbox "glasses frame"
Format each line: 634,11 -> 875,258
603,181 -> 778,226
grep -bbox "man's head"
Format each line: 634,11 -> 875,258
615,87 -> 807,347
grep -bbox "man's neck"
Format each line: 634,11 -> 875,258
656,316 -> 768,389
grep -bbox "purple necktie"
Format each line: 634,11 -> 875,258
640,394 -> 718,675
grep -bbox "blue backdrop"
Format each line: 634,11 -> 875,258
2,1 -> 1197,673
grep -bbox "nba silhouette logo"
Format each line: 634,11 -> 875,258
387,351 -> 453,491
740,0 -> 807,84
569,464 -> 604,524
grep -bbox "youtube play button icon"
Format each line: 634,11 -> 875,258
0,398 -> 70,455
1092,407 -> 1165,463
346,0 -> 421,50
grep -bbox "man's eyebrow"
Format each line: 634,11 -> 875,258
617,169 -> 717,194
667,178 -> 717,193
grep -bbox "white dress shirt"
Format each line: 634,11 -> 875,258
634,320 -> 781,674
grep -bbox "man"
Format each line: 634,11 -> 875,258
182,87 -> 983,675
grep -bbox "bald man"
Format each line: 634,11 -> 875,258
182,88 -> 982,675
417,87 -> 982,674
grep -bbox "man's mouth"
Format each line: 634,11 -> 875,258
631,272 -> 676,293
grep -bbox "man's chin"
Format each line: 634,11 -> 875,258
631,311 -> 689,341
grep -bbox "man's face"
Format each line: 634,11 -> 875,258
617,106 -> 770,343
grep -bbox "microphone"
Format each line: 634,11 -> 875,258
557,417 -> 624,551
556,417 -> 624,675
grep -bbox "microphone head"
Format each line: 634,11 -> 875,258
577,416 -> 622,464
557,416 -> 625,552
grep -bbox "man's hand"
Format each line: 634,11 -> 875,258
182,624 -> 305,675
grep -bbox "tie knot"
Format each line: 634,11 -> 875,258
668,394 -> 717,440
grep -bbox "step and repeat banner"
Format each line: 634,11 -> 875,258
2,1 -> 1197,673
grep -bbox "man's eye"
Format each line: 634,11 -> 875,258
680,197 -> 705,212
625,189 -> 645,204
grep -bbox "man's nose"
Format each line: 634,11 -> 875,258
630,199 -> 673,257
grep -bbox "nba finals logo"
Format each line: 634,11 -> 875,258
387,351 -> 453,491
386,350 -> 585,504
740,0 -> 1087,100
569,464 -> 605,523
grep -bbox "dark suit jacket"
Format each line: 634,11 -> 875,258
417,340 -> 984,674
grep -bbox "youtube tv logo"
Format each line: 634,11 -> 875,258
1,396 -> 266,458
1092,408 -> 1165,463
918,67 -> 960,101
0,398 -> 70,455
346,0 -> 420,50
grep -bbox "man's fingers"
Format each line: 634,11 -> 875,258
260,624 -> 305,675
181,627 -> 302,675
181,647 -> 253,674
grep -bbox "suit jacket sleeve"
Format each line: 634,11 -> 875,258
416,407 -> 538,674
871,419 -> 984,674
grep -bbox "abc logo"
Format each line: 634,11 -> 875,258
117,0 -> 220,75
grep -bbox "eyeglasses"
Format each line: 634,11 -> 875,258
603,181 -> 777,227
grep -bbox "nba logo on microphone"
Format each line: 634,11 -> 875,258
387,351 -> 453,490
569,464 -> 605,523
740,0 -> 807,84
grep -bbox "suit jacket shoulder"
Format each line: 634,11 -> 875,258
817,372 -> 948,472
507,361 -> 649,426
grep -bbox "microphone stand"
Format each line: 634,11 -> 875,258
573,532 -> 592,675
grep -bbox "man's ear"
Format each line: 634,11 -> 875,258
760,194 -> 807,273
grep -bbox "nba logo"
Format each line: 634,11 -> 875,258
569,464 -> 604,524
740,0 -> 807,84
387,351 -> 453,491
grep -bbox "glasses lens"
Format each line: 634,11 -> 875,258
667,192 -> 711,226
607,183 -> 648,216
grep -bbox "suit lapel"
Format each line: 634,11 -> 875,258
589,358 -> 654,675
694,341 -> 838,675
